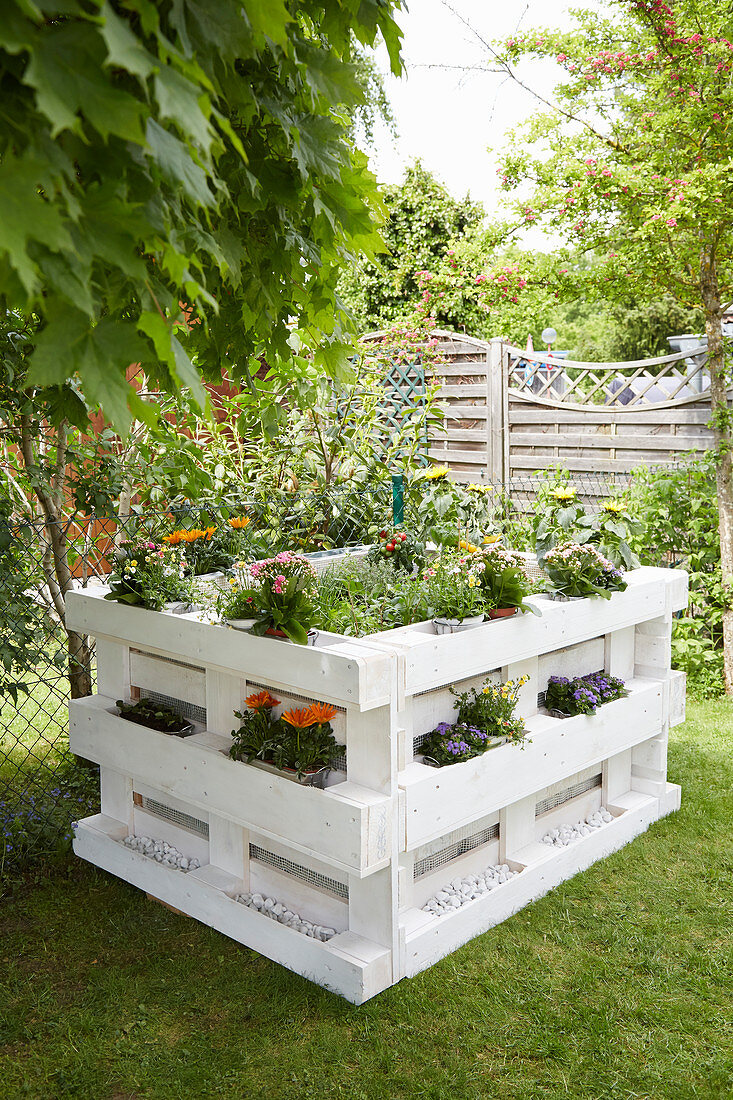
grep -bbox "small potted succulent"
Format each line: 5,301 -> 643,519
104,540 -> 191,612
420,674 -> 529,766
545,672 -> 628,718
229,691 -> 340,785
423,556 -> 486,634
542,542 -> 627,600
221,553 -> 318,644
474,545 -> 537,619
116,698 -> 195,737
368,528 -> 424,573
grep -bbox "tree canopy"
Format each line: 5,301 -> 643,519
0,0 -> 404,431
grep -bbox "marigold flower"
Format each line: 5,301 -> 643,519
281,706 -> 315,729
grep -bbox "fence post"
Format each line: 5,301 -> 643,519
392,474 -> 404,527
487,337 -> 508,486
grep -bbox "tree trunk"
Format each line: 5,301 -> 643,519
700,246 -> 733,694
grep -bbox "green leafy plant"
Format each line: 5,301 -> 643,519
224,553 -> 317,644
588,500 -> 641,570
473,545 -> 536,613
116,698 -> 193,736
229,692 -> 340,780
105,540 -> 190,611
368,528 -> 424,573
422,555 -> 485,621
534,483 -> 588,559
543,542 -> 627,600
545,672 -> 628,717
420,675 -> 529,765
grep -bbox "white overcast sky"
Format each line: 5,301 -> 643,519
369,0 -> 596,242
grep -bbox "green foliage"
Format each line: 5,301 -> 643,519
450,675 -> 527,745
104,540 -> 190,611
367,528 -> 423,573
115,698 -> 192,736
229,698 -> 340,779
0,0 -> 404,429
338,161 -> 483,331
628,456 -> 725,697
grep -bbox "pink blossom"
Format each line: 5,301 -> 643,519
666,217 -> 677,227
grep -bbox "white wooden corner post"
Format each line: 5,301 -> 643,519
487,337 -> 508,485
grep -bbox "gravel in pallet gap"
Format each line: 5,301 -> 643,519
540,806 -> 614,848
122,834 -> 201,873
422,863 -> 520,917
235,892 -> 336,942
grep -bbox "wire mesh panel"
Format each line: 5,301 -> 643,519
138,796 -> 209,839
249,843 -> 349,900
535,773 -> 603,818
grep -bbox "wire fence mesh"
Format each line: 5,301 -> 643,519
0,470 -> 681,871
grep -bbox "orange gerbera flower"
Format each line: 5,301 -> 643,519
308,702 -> 339,725
280,706 -> 315,729
246,690 -> 280,710
228,516 -> 251,529
163,530 -> 184,545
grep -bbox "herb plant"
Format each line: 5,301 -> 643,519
116,698 -> 193,736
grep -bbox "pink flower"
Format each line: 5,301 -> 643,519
666,217 -> 677,227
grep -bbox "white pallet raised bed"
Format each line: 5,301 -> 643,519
68,565 -> 687,1003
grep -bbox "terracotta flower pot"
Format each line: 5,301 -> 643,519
487,607 -> 519,620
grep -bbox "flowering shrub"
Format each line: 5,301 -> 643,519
474,544 -> 536,612
230,691 -> 340,778
423,555 -> 485,620
421,675 -> 528,765
104,541 -> 189,611
543,541 -> 627,599
368,528 -> 424,572
163,518 -> 252,575
545,672 -> 628,716
451,675 -> 528,743
223,553 -> 317,644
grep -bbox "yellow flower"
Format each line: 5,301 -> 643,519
130,559 -> 138,568
603,500 -> 626,515
459,539 -> 467,549
467,542 -> 478,553
466,484 -> 492,494
549,487 -> 576,502
424,465 -> 449,481
483,534 -> 500,544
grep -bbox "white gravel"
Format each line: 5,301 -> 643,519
235,892 -> 335,941
122,834 -> 201,872
540,806 -> 614,847
421,863 -> 520,917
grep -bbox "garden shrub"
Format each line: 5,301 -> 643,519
629,456 -> 725,698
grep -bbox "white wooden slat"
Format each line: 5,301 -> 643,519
73,819 -> 392,1005
129,651 -> 207,708
69,696 -> 392,877
95,639 -> 130,700
504,342 -> 707,370
510,454 -> 652,474
436,385 -> 490,399
399,680 -> 664,850
66,589 -> 393,711
392,572 -> 672,696
402,791 -> 664,978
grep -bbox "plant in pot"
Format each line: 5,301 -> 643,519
420,674 -> 529,765
368,528 -> 424,573
423,555 -> 486,634
163,525 -> 235,576
229,693 -> 340,785
116,698 -> 195,737
474,545 -> 538,619
542,542 -> 627,600
104,541 -> 191,612
223,553 -> 318,644
545,672 -> 628,718
451,675 -> 528,744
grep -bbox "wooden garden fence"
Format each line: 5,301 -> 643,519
378,329 -> 725,489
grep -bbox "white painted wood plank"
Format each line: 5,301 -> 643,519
73,819 -> 392,1004
69,696 -> 392,877
95,639 -> 130,700
66,589 -> 394,711
403,793 -> 663,977
400,681 -> 664,850
129,651 -> 207,708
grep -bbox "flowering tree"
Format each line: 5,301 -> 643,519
458,0 -> 733,690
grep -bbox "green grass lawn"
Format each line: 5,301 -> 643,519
1,700 -> 731,1100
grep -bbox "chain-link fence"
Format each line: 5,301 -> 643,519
0,470 -> 680,872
